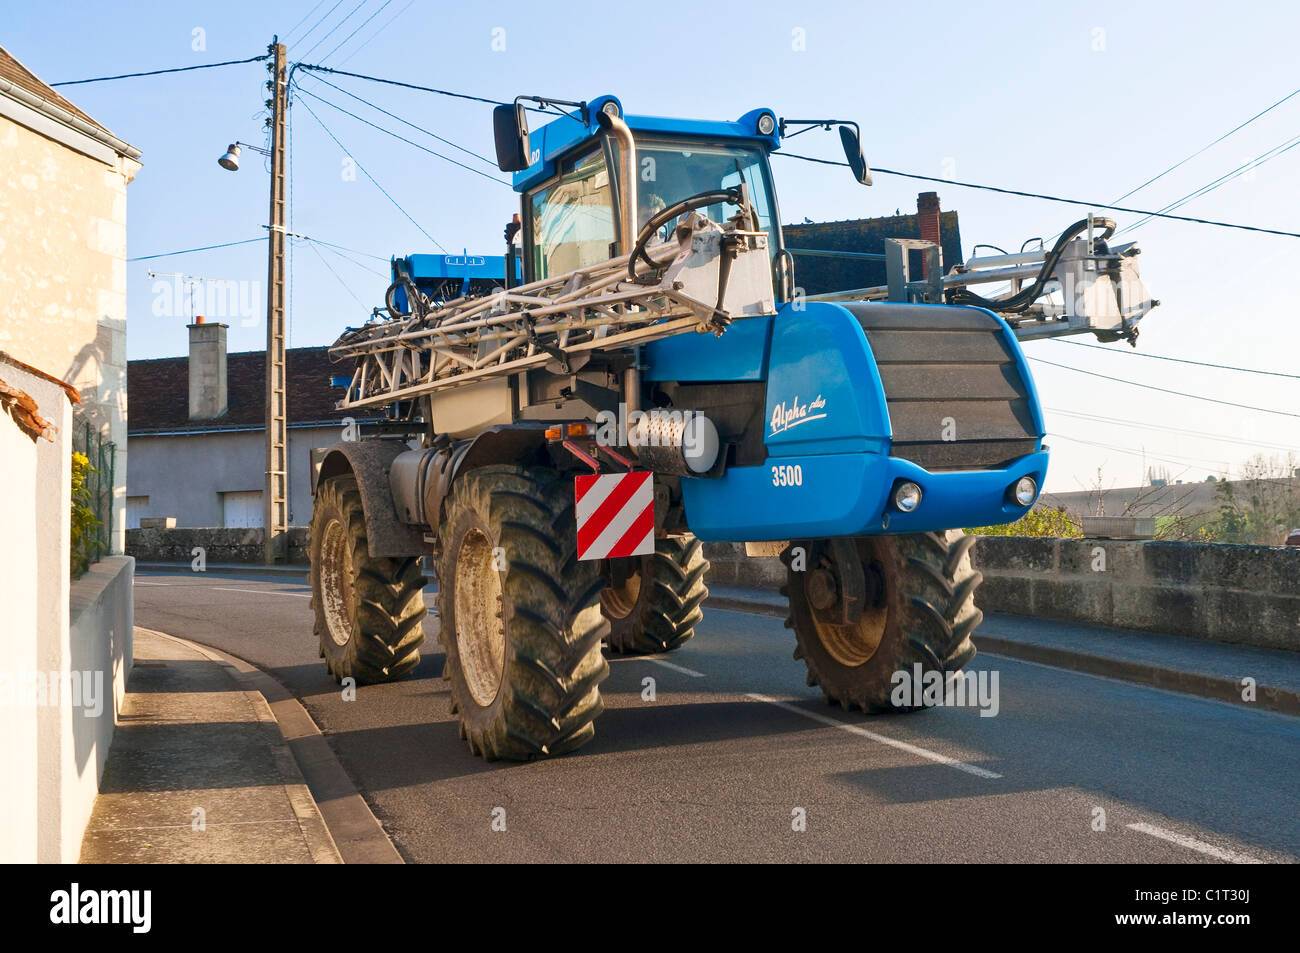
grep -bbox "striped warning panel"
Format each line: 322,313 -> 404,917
575,471 -> 655,561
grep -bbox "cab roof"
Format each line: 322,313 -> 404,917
511,94 -> 780,192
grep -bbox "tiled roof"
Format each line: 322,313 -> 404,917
0,44 -> 114,136
782,210 -> 963,296
127,345 -> 375,435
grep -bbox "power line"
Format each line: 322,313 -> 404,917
305,240 -> 366,306
292,0 -> 346,45
1028,356 -> 1300,419
775,152 -> 1300,239
337,0 -> 416,66
307,239 -> 389,279
320,0 -> 394,64
129,237 -> 265,262
277,229 -> 389,261
295,86 -> 510,185
300,0 -> 369,61
282,229 -> 390,276
1050,339 -> 1300,379
284,0 -> 330,43
294,94 -> 445,251
1113,86 -> 1300,203
1048,432 -> 1234,474
52,55 -> 268,87
296,63 -> 512,108
1120,132 -> 1300,234
1044,407 -> 1300,454
300,71 -> 498,167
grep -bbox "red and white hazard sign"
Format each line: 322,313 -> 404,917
575,471 -> 654,561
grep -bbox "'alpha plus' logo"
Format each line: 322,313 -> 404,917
49,883 -> 151,933
769,394 -> 827,436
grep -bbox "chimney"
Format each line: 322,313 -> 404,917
188,319 -> 228,420
917,191 -> 941,277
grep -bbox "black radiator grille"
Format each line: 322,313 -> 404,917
844,303 -> 1040,472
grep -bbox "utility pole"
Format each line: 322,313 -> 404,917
263,38 -> 288,564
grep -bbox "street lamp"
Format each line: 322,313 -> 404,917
217,140 -> 270,172
216,38 -> 288,565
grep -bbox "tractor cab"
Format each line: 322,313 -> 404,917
493,94 -> 868,294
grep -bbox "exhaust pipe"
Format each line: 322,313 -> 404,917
597,109 -> 638,257
597,109 -> 643,424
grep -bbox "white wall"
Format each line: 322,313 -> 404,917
128,425 -> 351,527
0,113 -> 139,556
62,556 -> 133,862
0,363 -> 61,861
0,362 -> 134,863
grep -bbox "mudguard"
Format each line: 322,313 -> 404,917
313,439 -> 428,558
418,422 -> 552,536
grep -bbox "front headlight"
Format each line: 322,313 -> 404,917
1012,476 -> 1037,506
893,481 -> 922,512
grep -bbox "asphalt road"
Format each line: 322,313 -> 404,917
134,569 -> 1300,863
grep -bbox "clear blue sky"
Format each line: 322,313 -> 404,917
7,0 -> 1299,492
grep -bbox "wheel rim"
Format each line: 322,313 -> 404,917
320,517 -> 354,647
600,568 -> 642,621
454,528 -> 506,707
809,559 -> 888,667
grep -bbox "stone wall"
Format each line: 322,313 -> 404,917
971,537 -> 1299,651
702,537 -> 1300,652
127,526 -> 310,565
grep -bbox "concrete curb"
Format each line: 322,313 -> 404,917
706,594 -> 1300,718
707,592 -> 786,619
143,628 -> 403,864
975,635 -> 1300,718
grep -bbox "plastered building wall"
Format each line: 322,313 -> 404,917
0,113 -> 140,553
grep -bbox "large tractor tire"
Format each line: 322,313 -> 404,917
600,535 -> 709,655
309,473 -> 426,683
783,531 -> 982,711
437,465 -> 609,761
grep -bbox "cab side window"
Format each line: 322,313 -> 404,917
529,149 -> 614,280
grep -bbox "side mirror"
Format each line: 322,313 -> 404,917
493,103 -> 530,172
839,124 -> 872,186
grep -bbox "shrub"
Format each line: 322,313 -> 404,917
70,450 -> 102,578
966,505 -> 1082,538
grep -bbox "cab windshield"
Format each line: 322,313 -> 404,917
634,138 -> 776,247
527,136 -> 777,281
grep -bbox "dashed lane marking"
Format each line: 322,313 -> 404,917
644,657 -> 707,678
210,586 -> 311,599
745,692 -> 1003,779
1125,823 -> 1262,863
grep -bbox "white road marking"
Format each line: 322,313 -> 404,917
210,586 -> 310,599
645,657 -> 706,678
133,582 -> 173,586
1125,823 -> 1262,864
745,692 -> 1003,779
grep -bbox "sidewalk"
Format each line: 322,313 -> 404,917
707,584 -> 1300,717
79,628 -> 341,864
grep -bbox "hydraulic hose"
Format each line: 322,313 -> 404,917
626,188 -> 747,280
949,217 -> 1116,313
